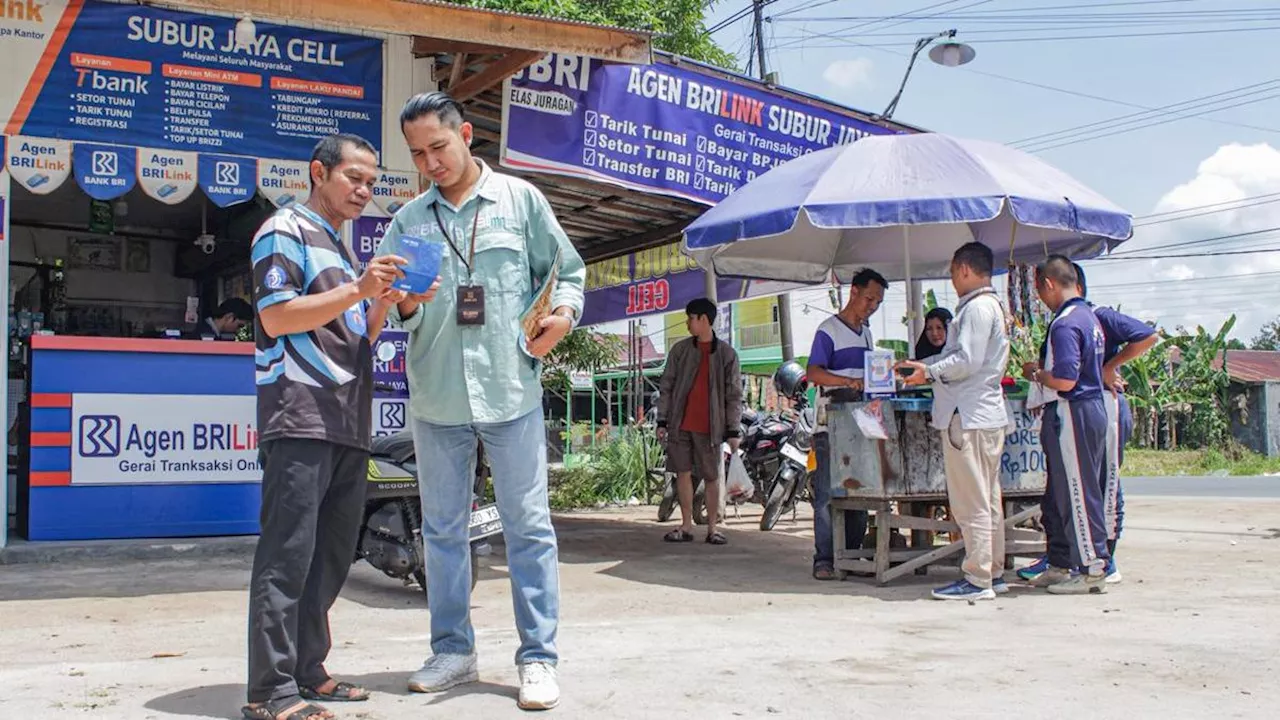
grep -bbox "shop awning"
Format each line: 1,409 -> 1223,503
2,134 -> 417,217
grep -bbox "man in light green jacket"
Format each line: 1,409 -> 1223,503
375,92 -> 584,712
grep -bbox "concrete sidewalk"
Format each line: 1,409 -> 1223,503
1,497 -> 1276,719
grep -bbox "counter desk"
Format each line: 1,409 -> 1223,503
20,335 -> 409,541
825,394 -> 1049,584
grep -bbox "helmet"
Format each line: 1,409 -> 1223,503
772,360 -> 808,401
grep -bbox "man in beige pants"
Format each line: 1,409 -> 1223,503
899,242 -> 1011,601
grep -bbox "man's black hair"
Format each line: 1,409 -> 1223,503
400,91 -> 466,130
1072,261 -> 1089,298
952,241 -> 994,277
309,133 -> 377,188
850,268 -> 889,290
686,297 -> 718,323
215,297 -> 253,321
1036,254 -> 1078,288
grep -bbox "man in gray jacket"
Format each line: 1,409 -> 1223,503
899,242 -> 1011,601
658,298 -> 743,545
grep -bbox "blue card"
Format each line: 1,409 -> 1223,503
392,235 -> 443,295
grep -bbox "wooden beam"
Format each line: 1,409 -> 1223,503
160,0 -> 652,63
413,39 -> 516,57
450,51 -> 542,102
448,53 -> 468,90
581,219 -> 691,263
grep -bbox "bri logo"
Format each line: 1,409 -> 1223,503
379,402 -> 406,429
79,415 -> 122,457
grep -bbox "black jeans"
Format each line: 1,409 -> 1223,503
246,438 -> 368,703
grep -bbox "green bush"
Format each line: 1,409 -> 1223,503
549,430 -> 665,510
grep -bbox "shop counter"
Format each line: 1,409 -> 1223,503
823,394 -> 1049,584
24,336 -> 411,540
826,395 -> 1047,500
24,336 -> 262,540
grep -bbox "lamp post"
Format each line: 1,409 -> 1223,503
877,29 -> 975,121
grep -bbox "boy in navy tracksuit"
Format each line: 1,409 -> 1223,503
1020,264 -> 1157,586
1022,256 -> 1111,595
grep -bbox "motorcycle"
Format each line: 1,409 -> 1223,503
357,430 -> 504,599
758,398 -> 816,531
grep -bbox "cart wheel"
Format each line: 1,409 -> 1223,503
837,570 -> 849,581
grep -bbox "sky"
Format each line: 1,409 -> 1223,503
636,0 -> 1280,352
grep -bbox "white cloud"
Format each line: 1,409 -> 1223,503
823,58 -> 874,92
1081,142 -> 1280,341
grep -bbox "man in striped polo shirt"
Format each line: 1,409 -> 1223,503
806,268 -> 888,580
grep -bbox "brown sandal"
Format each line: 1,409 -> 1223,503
241,697 -> 332,720
300,681 -> 369,702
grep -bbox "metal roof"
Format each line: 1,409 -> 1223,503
405,0 -> 656,37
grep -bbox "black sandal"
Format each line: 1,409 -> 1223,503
300,681 -> 369,702
664,528 -> 694,542
705,531 -> 727,545
241,696 -> 332,720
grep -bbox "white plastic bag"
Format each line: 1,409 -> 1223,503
724,451 -> 753,500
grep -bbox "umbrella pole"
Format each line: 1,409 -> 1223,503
903,226 -> 923,356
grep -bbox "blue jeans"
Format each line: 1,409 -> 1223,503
812,432 -> 867,568
411,408 -> 560,665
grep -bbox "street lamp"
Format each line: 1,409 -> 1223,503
877,29 -> 975,121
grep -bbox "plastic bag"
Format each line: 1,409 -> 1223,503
724,451 -> 753,500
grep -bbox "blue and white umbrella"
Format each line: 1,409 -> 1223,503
682,132 -> 1133,284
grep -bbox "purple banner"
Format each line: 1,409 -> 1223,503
582,241 -> 801,327
501,54 -> 897,206
353,216 -> 408,398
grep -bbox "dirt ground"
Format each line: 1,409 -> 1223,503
1,496 -> 1276,720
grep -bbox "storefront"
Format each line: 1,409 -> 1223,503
2,0 -> 421,542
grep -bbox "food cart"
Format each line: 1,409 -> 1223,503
826,392 -> 1047,584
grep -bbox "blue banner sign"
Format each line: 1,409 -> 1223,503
197,152 -> 258,207
501,54 -> 898,206
72,141 -> 136,200
13,0 -> 383,160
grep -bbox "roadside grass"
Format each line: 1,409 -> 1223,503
1125,447 -> 1280,476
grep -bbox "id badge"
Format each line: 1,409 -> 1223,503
457,285 -> 485,326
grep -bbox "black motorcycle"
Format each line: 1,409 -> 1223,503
357,430 -> 504,599
758,398 -> 816,531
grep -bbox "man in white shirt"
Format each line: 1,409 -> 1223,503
899,242 -> 1011,601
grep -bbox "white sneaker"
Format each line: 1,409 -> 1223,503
1030,566 -> 1073,588
518,661 -> 560,711
407,653 -> 479,693
1046,572 -> 1108,595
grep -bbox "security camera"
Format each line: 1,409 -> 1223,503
194,234 -> 217,255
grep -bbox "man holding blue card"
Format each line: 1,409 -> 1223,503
374,92 -> 585,712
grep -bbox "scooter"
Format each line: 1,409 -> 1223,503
357,430 -> 504,599
758,398 -> 817,531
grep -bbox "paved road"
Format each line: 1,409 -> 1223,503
1124,475 -> 1280,498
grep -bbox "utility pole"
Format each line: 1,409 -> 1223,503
751,0 -> 795,361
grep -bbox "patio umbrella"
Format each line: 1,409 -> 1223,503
681,132 -> 1133,285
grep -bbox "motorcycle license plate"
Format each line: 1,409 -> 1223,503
469,504 -> 503,540
780,443 -> 807,465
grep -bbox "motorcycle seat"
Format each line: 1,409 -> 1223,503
370,430 -> 416,464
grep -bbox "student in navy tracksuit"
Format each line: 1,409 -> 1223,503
1022,256 -> 1111,595
1075,263 -> 1157,579
1020,264 -> 1157,586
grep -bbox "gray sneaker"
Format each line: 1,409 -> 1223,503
1047,572 -> 1108,595
407,653 -> 479,693
1029,566 -> 1072,588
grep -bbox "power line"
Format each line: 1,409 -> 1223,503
1109,225 -> 1280,255
1135,192 -> 1280,224
1093,247 -> 1280,260
1014,87 -> 1280,153
775,24 -> 1280,47
769,29 -> 1280,137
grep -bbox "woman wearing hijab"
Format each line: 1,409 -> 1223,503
914,307 -> 953,360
